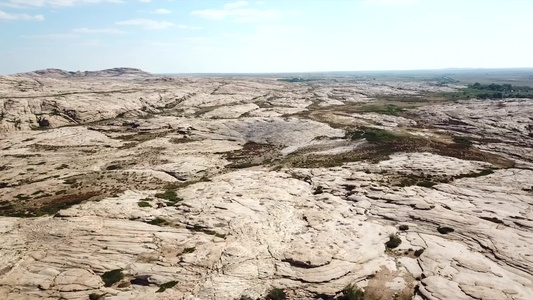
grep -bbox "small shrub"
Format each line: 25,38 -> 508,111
453,136 -> 472,148
340,284 -> 365,300
414,248 -> 425,257
385,234 -> 402,249
437,226 -> 454,234
266,288 -> 286,300
147,217 -> 169,226
101,269 -> 124,287
155,189 -> 179,202
417,181 -> 436,188
399,225 -> 409,231
138,201 -> 151,208
182,247 -> 196,254
313,185 -> 324,195
89,293 -> 103,300
156,280 -> 178,293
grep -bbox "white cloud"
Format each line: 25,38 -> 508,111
176,25 -> 202,30
2,0 -> 123,8
72,27 -> 124,34
21,33 -> 79,39
0,10 -> 43,21
154,8 -> 171,14
362,0 -> 418,5
116,18 -> 174,30
192,2 -> 279,22
224,1 -> 247,9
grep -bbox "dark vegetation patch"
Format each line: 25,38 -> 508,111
224,142 -> 279,169
414,248 -> 425,257
0,191 -> 100,217
358,104 -> 406,116
399,224 -> 409,231
188,224 -> 227,239
156,281 -> 178,293
385,234 -> 402,249
89,293 -> 104,300
138,200 -> 152,208
155,189 -> 182,205
182,247 -> 196,254
101,269 -> 124,287
441,82 -> 533,100
115,131 -> 170,143
340,284 -> 365,300
278,125 -> 512,169
146,217 -> 170,226
277,77 -> 316,83
266,288 -> 286,300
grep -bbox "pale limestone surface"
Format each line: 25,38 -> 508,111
1,72 -> 532,300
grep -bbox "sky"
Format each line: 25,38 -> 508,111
1,0 -> 533,74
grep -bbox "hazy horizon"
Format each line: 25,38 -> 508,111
1,0 -> 533,75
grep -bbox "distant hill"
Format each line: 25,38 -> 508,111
17,67 -> 152,78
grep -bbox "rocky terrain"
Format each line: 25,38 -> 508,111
0,70 -> 532,300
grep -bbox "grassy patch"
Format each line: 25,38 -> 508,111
359,104 -> 405,116
189,224 -> 227,238
441,82 -> 533,100
453,136 -> 473,149
156,281 -> 178,293
347,127 -> 402,143
155,189 -> 180,202
101,269 -> 124,287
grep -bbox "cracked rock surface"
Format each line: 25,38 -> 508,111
1,72 -> 532,299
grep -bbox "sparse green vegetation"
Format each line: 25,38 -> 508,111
189,224 -> 227,238
442,82 -> 533,100
360,104 -> 405,116
385,234 -> 402,249
277,77 -> 316,82
340,284 -> 365,300
156,280 -> 178,293
347,127 -> 402,143
101,269 -> 124,287
453,136 -> 473,149
137,201 -> 151,208
266,288 -> 286,300
155,189 -> 180,202
147,217 -> 170,226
